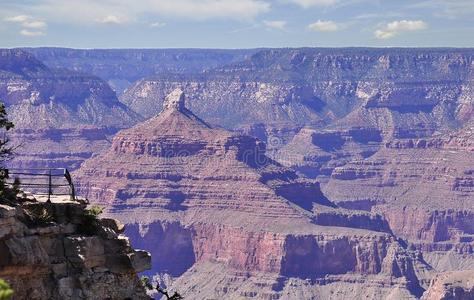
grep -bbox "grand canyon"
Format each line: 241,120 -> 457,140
1,47 -> 473,299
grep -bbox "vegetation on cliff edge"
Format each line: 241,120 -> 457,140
0,279 -> 13,300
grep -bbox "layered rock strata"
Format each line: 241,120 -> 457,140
321,127 -> 474,286
121,48 -> 474,135
421,270 -> 474,300
0,197 -> 150,299
324,131 -> 474,244
75,90 -> 432,299
0,49 -> 141,170
24,47 -> 256,94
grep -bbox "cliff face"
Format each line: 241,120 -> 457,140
421,270 -> 474,300
23,48 -> 256,94
0,198 -> 150,300
0,49 -> 139,129
323,131 -> 474,242
274,127 -> 382,180
120,49 -> 474,133
0,49 -> 141,171
74,90 -> 431,299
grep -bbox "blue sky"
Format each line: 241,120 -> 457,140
0,0 -> 473,48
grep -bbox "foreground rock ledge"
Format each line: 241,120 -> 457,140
0,199 -> 151,300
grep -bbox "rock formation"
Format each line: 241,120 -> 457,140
319,126 -> 474,285
0,197 -> 151,299
120,48 -> 473,133
23,48 -> 256,94
274,127 -> 382,180
0,49 -> 141,170
421,270 -> 474,300
74,90 -> 433,299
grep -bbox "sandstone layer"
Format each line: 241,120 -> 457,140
75,90 -> 433,299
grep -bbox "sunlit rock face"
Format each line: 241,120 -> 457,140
74,90 -> 432,299
0,49 -> 141,170
421,270 -> 474,300
0,199 -> 150,300
121,49 -> 473,133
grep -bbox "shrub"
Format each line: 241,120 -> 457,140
78,205 -> 104,235
0,279 -> 13,300
86,205 -> 104,217
22,204 -> 54,227
140,276 -> 183,300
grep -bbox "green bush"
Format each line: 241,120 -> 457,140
86,205 -> 104,217
23,204 -> 54,226
78,205 -> 104,235
140,275 -> 183,300
0,279 -> 13,300
140,276 -> 153,290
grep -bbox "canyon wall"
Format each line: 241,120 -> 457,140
2,47 -> 473,298
0,49 -> 141,171
23,48 -> 256,94
74,90 -> 434,299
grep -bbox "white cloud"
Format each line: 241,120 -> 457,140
99,15 -> 127,24
263,20 -> 287,30
307,20 -> 340,32
20,0 -> 271,24
4,15 -> 30,23
375,20 -> 427,39
4,14 -> 47,34
290,0 -> 337,8
150,22 -> 167,28
20,29 -> 45,37
22,20 -> 47,28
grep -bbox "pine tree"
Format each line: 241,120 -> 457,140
0,102 -> 16,204
0,102 -> 14,174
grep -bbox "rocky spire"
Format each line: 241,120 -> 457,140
163,88 -> 186,112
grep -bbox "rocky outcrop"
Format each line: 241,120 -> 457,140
274,127 -> 382,180
74,90 -> 432,299
422,270 -> 474,300
0,199 -> 150,300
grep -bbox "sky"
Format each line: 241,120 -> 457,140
0,0 -> 473,48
